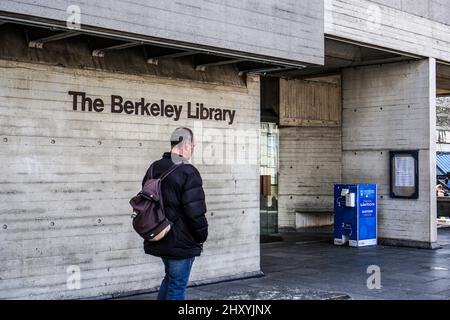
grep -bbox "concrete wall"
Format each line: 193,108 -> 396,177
0,59 -> 261,299
437,144 -> 450,153
369,0 -> 450,26
325,0 -> 450,62
0,0 -> 325,65
342,59 -> 437,248
278,127 -> 341,229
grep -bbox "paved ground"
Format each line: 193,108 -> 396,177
118,228 -> 450,300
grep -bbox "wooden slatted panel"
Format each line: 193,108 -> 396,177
280,79 -> 341,127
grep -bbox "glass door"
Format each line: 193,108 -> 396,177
260,122 -> 279,235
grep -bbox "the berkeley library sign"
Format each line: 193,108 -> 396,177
68,91 -> 237,125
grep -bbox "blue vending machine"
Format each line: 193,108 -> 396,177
334,184 -> 377,247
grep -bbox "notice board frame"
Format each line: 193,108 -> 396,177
389,150 -> 419,199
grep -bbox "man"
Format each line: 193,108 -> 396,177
141,127 -> 208,300
437,184 -> 445,197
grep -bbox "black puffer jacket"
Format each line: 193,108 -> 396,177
141,152 -> 208,259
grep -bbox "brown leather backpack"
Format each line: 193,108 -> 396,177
129,164 -> 181,241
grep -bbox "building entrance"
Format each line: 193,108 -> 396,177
260,123 -> 279,236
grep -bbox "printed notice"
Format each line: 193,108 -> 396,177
394,156 -> 415,187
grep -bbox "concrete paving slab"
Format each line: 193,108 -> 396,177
115,229 -> 450,300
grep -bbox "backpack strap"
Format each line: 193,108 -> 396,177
160,163 -> 182,181
149,164 -> 154,179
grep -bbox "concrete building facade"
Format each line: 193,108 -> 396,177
0,0 -> 449,299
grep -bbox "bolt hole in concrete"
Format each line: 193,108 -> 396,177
3,224 -> 7,229
98,141 -> 102,145
97,219 -> 102,224
50,222 -> 55,227
50,139 -> 55,144
3,137 -> 7,142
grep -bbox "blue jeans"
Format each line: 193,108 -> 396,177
157,257 -> 195,300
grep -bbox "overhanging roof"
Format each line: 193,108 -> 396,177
437,152 -> 450,176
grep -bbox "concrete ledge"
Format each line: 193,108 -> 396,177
107,270 -> 265,300
379,238 -> 442,250
191,270 -> 265,288
278,227 -> 297,233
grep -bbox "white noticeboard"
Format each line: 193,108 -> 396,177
390,150 -> 419,199
394,156 -> 415,187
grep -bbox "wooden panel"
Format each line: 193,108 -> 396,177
0,59 -> 261,299
280,79 -> 341,127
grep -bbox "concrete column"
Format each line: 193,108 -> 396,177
342,58 -> 438,249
